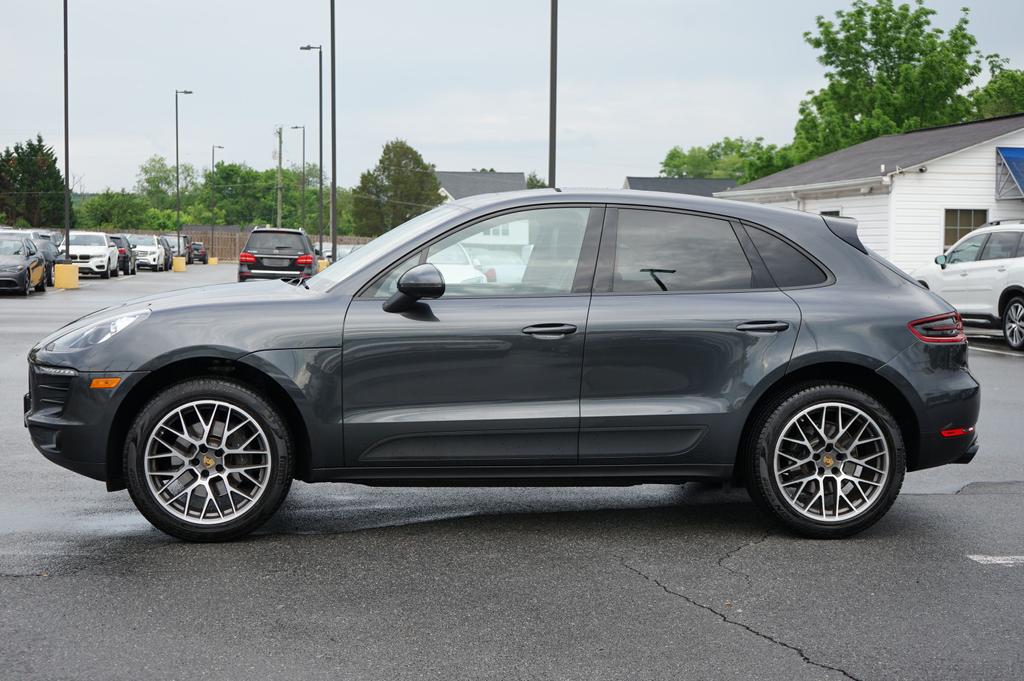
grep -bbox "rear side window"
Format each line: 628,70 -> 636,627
245,232 -> 309,253
610,209 -> 752,292
979,231 -> 1022,261
110,236 -> 126,248
746,226 -> 828,288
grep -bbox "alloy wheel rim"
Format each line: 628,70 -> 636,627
1005,302 -> 1024,348
773,402 -> 889,523
144,400 -> 272,525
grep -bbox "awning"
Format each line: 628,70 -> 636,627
996,147 -> 1024,200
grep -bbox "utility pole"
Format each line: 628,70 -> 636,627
211,144 -> 223,256
275,125 -> 283,228
300,44 -> 324,256
62,0 -> 71,251
174,88 -> 193,266
291,126 -> 306,234
329,0 -> 338,260
548,0 -> 558,188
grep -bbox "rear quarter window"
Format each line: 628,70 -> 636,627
745,225 -> 828,288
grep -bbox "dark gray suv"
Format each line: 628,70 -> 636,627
24,190 -> 979,541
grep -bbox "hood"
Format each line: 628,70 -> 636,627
70,245 -> 108,255
0,254 -> 27,266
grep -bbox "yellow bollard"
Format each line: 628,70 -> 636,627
54,263 -> 79,289
208,257 -> 219,265
172,256 -> 187,272
317,259 -> 329,273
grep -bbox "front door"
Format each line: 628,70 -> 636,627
968,231 -> 1022,315
936,232 -> 989,314
341,205 -> 603,467
580,207 -> 801,467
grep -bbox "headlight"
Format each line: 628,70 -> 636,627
1,264 -> 25,273
48,309 -> 151,351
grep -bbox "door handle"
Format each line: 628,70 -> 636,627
522,323 -> 577,338
997,267 -> 1007,272
736,321 -> 790,333
959,272 -> 968,277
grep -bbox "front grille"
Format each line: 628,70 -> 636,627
71,254 -> 92,262
30,367 -> 74,416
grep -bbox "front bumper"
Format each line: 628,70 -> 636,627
24,364 -> 145,482
74,258 -> 108,274
0,270 -> 29,290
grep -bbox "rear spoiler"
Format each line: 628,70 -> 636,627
822,215 -> 866,254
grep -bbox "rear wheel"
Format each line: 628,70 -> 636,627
745,383 -> 905,538
124,378 -> 294,542
1003,297 -> 1024,351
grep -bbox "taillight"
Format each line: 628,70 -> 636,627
296,254 -> 314,266
239,251 -> 256,264
908,312 -> 965,343
940,426 -> 975,438
117,248 -> 126,255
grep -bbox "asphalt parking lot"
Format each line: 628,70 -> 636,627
1,265 -> 1022,681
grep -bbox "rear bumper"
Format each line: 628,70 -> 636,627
24,365 -> 146,482
878,341 -> 981,472
238,266 -> 314,281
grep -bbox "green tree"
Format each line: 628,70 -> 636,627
659,137 -> 774,180
352,140 -> 442,237
136,155 -> 196,210
78,190 -> 150,230
0,135 -> 68,227
972,57 -> 1024,118
526,171 -> 547,189
792,0 -> 984,161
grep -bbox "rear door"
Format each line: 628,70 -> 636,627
341,205 -> 603,467
579,207 -> 802,466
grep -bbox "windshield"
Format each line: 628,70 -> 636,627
0,237 -> 25,255
307,204 -> 467,291
69,233 -> 107,246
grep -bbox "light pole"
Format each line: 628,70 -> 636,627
62,0 -> 71,253
211,144 -> 223,258
548,0 -> 557,188
290,126 -> 307,234
300,44 -> 324,256
329,0 -> 338,261
175,88 -> 193,268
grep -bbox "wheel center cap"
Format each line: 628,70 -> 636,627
822,454 -> 834,467
202,454 -> 216,469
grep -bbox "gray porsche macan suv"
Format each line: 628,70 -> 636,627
24,190 -> 980,541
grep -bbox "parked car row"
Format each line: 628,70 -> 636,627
911,218 -> 1024,351
0,227 -> 213,296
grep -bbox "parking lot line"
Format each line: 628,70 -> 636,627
967,555 -> 1024,566
969,345 -> 1022,358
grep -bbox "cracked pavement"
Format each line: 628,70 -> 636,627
2,265 -> 1023,680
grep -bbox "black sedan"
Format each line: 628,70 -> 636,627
24,190 -> 979,541
0,234 -> 46,295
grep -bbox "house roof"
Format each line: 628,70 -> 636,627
726,112 -> 1024,193
435,171 -> 527,199
624,176 -> 736,196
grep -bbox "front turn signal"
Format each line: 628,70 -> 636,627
89,377 -> 122,389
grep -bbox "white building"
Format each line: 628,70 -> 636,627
716,113 -> 1024,271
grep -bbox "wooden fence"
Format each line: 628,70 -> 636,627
112,226 -> 371,262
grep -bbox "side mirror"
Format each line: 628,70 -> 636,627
314,247 -> 321,256
934,254 -> 948,269
383,264 -> 445,313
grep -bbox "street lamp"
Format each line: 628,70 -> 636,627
548,0 -> 557,188
300,44 -> 324,256
174,88 -> 193,270
290,126 -> 306,234
211,144 -> 223,258
329,0 -> 338,262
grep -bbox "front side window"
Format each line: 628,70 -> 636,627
979,231 -> 1022,261
947,233 -> 988,264
610,209 -> 752,292
370,207 -> 590,298
944,209 -> 988,248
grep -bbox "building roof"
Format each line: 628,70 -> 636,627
624,176 -> 736,196
726,112 -> 1024,193
435,171 -> 527,199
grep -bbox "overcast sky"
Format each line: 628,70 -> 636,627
3,0 -> 1023,193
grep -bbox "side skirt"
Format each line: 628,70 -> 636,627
307,463 -> 733,487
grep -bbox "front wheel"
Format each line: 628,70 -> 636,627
34,269 -> 46,292
745,384 -> 905,538
124,378 -> 294,541
1003,297 -> 1024,351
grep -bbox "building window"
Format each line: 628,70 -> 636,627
944,209 -> 988,247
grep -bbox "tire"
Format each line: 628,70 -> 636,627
46,263 -> 54,287
124,378 -> 294,542
744,383 -> 905,539
34,270 -> 46,292
101,265 -> 110,279
20,274 -> 30,296
1003,296 -> 1024,351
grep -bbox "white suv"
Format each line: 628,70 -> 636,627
66,231 -> 119,279
911,220 -> 1024,350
